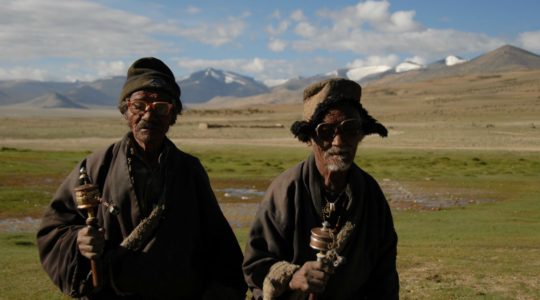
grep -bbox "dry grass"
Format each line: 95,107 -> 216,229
1,70 -> 539,152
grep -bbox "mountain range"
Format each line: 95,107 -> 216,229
1,45 -> 539,109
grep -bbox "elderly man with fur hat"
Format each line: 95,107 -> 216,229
37,57 -> 247,299
243,78 -> 399,299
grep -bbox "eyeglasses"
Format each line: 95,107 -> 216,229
128,100 -> 173,116
315,119 -> 363,141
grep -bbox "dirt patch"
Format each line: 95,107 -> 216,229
0,179 -> 495,232
380,179 -> 496,211
0,217 -> 41,233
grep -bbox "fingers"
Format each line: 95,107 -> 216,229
77,226 -> 105,260
289,261 -> 332,294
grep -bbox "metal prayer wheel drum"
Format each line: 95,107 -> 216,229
310,223 -> 333,252
74,183 -> 101,210
74,183 -> 101,227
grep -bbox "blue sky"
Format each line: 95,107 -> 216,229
1,0 -> 539,85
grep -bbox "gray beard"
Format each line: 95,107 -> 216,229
324,146 -> 353,172
326,157 -> 352,172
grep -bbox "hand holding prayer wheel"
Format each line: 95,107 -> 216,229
288,222 -> 335,298
307,221 -> 334,300
74,167 -> 103,288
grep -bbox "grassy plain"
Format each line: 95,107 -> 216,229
1,145 -> 539,299
1,71 -> 540,299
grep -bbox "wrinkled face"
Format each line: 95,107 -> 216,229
124,90 -> 174,148
312,104 -> 365,172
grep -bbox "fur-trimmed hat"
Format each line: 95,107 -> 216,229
302,78 -> 361,121
290,77 -> 387,142
119,57 -> 182,111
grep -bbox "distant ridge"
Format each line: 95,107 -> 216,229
464,45 -> 540,72
365,45 -> 540,86
1,45 -> 540,109
0,80 -> 73,106
23,92 -> 87,109
66,85 -> 115,106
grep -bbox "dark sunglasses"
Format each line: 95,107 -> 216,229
315,119 -> 363,141
128,100 -> 173,116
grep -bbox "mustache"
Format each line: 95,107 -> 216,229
325,146 -> 353,156
135,119 -> 158,130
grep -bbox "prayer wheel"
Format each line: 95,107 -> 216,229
308,221 -> 334,300
73,167 -> 102,288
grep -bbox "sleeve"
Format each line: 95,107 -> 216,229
363,182 -> 400,299
193,159 -> 248,299
36,160 -> 94,298
242,180 -> 297,300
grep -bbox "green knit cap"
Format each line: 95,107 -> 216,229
119,57 -> 182,111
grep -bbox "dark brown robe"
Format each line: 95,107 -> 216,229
37,134 -> 247,299
243,154 -> 399,299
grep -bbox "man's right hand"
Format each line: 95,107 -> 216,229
77,226 -> 105,260
288,260 -> 334,294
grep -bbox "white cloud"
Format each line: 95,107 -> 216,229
268,38 -> 287,52
292,18 -> 503,61
0,0 -> 160,59
385,10 -> 421,32
518,31 -> 540,51
346,54 -> 400,68
295,22 -> 317,38
186,5 -> 201,14
0,67 -> 48,81
58,60 -> 128,82
175,57 -> 300,82
240,11 -> 252,18
243,58 -> 265,73
290,10 -> 306,22
318,0 -> 390,29
354,0 -> 390,23
173,17 -> 246,46
3,59 -> 143,82
95,60 -> 128,77
403,55 -> 426,65
267,20 -> 289,35
289,0 -> 502,61
0,0 -> 245,62
270,10 -> 281,19
263,78 -> 288,87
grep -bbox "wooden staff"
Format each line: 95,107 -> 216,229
308,221 -> 334,300
73,167 -> 102,288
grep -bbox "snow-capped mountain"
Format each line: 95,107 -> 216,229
2,45 -> 540,109
427,55 -> 468,70
329,65 -> 392,82
395,61 -> 424,73
178,68 -> 270,103
445,55 -> 467,66
367,45 -> 540,85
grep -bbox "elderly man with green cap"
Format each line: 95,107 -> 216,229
37,57 -> 247,299
243,78 -> 399,299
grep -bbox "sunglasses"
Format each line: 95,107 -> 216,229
128,100 -> 173,116
315,119 -> 363,141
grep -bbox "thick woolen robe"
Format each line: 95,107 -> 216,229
37,134 -> 246,299
243,154 -> 399,300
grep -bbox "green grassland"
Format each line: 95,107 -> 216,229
1,145 -> 539,299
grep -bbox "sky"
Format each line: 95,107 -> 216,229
1,0 -> 539,85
